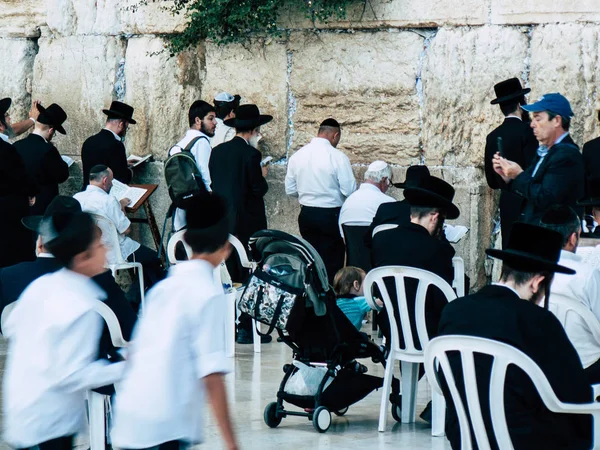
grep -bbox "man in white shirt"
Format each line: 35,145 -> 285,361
112,193 -> 238,450
212,91 -> 240,148
540,205 -> 600,382
285,118 -> 356,281
169,100 -> 217,231
339,160 -> 394,235
3,210 -> 125,449
74,164 -> 165,290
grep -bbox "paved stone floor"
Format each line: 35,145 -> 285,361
0,332 -> 453,450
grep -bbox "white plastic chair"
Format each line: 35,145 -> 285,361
452,256 -> 465,298
0,302 -> 16,334
425,335 -> 600,450
166,229 -> 192,264
372,223 -> 399,237
91,214 -> 145,312
364,266 -> 457,434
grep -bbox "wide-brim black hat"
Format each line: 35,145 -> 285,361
393,165 -> 430,188
490,78 -> 531,105
22,195 -> 82,233
0,97 -> 11,117
224,104 -> 272,130
403,175 -> 460,220
102,100 -> 137,124
37,103 -> 67,135
486,222 -> 575,274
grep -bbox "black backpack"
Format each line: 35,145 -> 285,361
164,136 -> 209,208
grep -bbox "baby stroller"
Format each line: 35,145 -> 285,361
240,230 -> 400,433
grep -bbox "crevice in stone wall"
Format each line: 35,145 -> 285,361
113,38 -> 128,101
285,37 -> 297,162
487,0 -> 493,25
413,28 -> 437,165
522,25 -> 533,88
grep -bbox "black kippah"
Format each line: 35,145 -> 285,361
320,118 -> 340,128
540,205 -> 578,226
90,164 -> 109,175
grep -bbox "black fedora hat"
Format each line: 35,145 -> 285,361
22,195 -> 82,234
403,175 -> 460,220
578,177 -> 600,207
224,104 -> 272,130
393,165 -> 430,188
0,97 -> 11,117
486,222 -> 574,274
490,78 -> 531,105
102,100 -> 137,125
37,103 -> 68,135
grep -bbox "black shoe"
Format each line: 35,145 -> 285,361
236,330 -> 273,344
420,400 -> 432,424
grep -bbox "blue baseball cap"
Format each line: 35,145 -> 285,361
522,93 -> 574,118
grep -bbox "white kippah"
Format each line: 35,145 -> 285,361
367,160 -> 388,172
214,92 -> 235,102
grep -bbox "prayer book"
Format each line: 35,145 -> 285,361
110,179 -> 147,208
127,154 -> 152,168
444,224 -> 469,243
261,156 -> 273,167
61,155 -> 74,167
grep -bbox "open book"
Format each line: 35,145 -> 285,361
444,224 -> 469,243
110,179 -> 147,208
127,154 -> 152,168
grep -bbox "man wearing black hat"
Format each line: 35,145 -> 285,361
0,97 -> 42,139
438,222 -> 591,450
81,100 -> 137,188
579,177 -> 600,235
212,92 -> 241,148
493,93 -> 585,224
485,78 -> 538,247
13,103 -> 70,217
582,110 -> 600,192
285,118 -> 356,283
209,104 -> 273,344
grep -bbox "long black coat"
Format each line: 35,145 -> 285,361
582,136 -> 600,193
439,284 -> 592,450
371,222 -> 455,348
485,118 -> 538,246
509,135 -> 584,223
0,139 -> 36,268
13,134 -> 69,216
209,136 -> 268,243
81,129 -> 132,188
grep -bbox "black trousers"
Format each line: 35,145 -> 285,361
298,206 -> 345,284
20,436 -> 74,450
585,358 -> 600,384
128,244 -> 166,289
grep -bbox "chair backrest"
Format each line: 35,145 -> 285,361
341,224 -> 372,271
0,302 -> 16,335
372,223 -> 398,237
425,335 -> 593,450
90,300 -> 129,348
90,213 -> 126,265
452,256 -> 466,298
364,266 -> 457,359
166,230 -> 193,265
229,235 -> 255,270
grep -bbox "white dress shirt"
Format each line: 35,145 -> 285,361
211,118 -> 236,148
0,132 -> 9,143
74,185 -> 140,261
551,250 -> 600,367
169,129 -> 212,231
285,137 -> 356,208
104,127 -> 122,142
111,259 -> 232,447
338,183 -> 394,235
3,269 -> 125,447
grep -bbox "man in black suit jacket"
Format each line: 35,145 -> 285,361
81,101 -> 137,188
209,104 -> 271,344
438,223 -> 591,450
485,78 -> 538,247
582,112 -> 600,197
13,103 -> 69,217
494,93 -> 585,224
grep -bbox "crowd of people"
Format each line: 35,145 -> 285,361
0,75 -> 600,450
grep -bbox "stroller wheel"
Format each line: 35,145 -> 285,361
264,402 -> 282,428
312,406 -> 331,433
334,406 -> 349,416
391,403 -> 402,423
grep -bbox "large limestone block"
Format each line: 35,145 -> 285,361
124,37 -> 202,160
33,35 -> 126,155
491,0 -> 600,24
46,0 -> 124,35
529,24 -> 600,147
203,39 -> 288,158
421,26 -> 529,167
120,0 -> 187,35
0,38 -> 37,122
289,31 -> 423,165
0,0 -> 46,38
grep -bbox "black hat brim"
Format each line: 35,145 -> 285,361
22,215 -> 43,233
37,104 -> 67,135
490,88 -> 531,105
102,109 -> 137,125
392,182 -> 407,188
485,248 -> 575,274
224,115 -> 273,129
403,188 -> 460,220
0,98 -> 11,116
578,197 -> 600,207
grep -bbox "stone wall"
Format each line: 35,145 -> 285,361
3,0 -> 600,287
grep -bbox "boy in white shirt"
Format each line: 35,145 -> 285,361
112,193 -> 238,450
3,211 -> 125,449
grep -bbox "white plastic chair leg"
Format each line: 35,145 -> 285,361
431,388 -> 446,436
137,265 -> 145,312
253,319 -> 261,353
88,391 -> 106,450
401,361 -> 419,423
378,350 -> 396,432
225,292 -> 236,358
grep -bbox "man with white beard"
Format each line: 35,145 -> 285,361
208,104 -> 273,345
